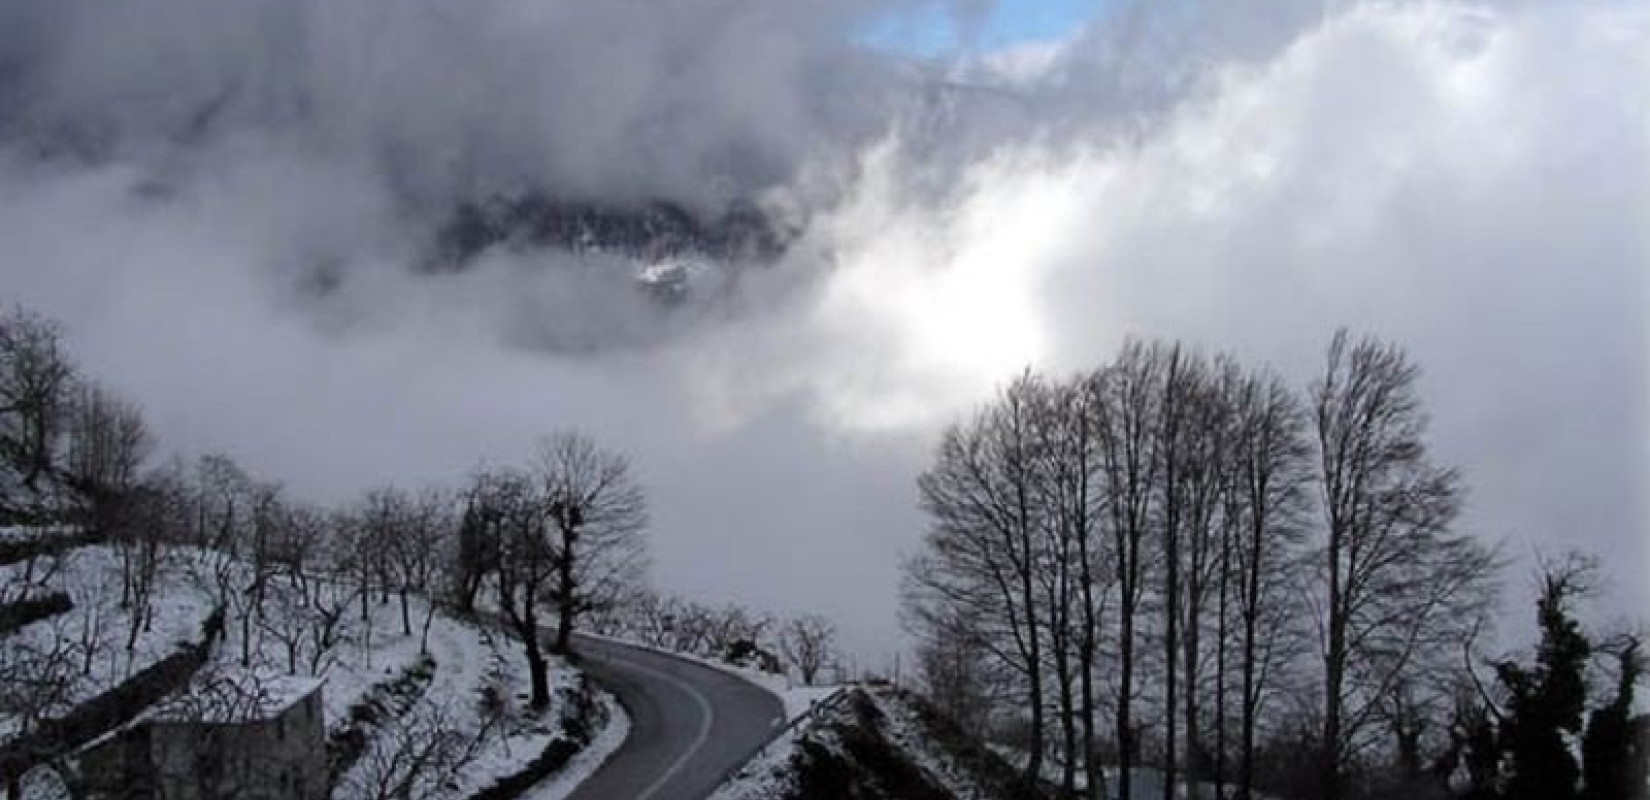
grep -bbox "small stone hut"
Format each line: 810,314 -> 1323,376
81,673 -> 326,800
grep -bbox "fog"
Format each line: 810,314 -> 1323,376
0,0 -> 1644,659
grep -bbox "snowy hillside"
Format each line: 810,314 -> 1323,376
0,538 -> 619,800
713,686 -> 1042,800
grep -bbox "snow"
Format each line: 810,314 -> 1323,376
993,745 -> 1261,800
867,689 -> 999,800
706,731 -> 799,800
147,673 -> 324,722
0,545 -> 216,740
519,692 -> 631,800
5,542 -> 625,800
705,687 -> 854,800
778,686 -> 841,723
0,524 -> 78,544
318,594 -> 588,800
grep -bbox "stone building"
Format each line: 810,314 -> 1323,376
81,674 -> 326,800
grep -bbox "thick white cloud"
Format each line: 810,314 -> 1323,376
698,0 -> 1650,624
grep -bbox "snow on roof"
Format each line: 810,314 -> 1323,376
146,672 -> 324,724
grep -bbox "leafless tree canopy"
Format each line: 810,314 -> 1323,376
780,614 -> 838,686
1311,330 -> 1498,800
465,431 -> 648,708
531,431 -> 649,655
904,332 -> 1500,800
0,307 -> 75,506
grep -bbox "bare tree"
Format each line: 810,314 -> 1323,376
1052,374 -> 1112,799
229,481 -> 284,668
118,467 -> 188,650
1172,354 -> 1236,800
191,452 -> 252,551
306,570 -> 360,676
0,612 -> 87,741
380,486 -> 452,644
703,603 -> 773,661
1152,344 -> 1207,800
908,373 -> 1051,785
258,577 -> 315,674
529,431 -> 648,656
451,487 -> 498,614
405,487 -> 455,652
1093,343 -> 1164,800
63,381 -> 152,541
781,614 -> 838,685
1227,368 -> 1312,800
271,501 -> 330,598
0,306 -> 75,507
344,698 -> 496,800
911,603 -> 1005,736
340,489 -> 406,671
1310,330 -> 1497,800
475,466 -> 557,708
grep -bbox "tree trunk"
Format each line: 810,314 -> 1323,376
1240,606 -> 1257,800
420,603 -> 437,655
552,543 -> 576,655
1023,555 -> 1045,786
1078,528 -> 1101,800
525,635 -> 550,710
1164,519 -> 1180,800
521,599 -> 551,709
1184,594 -> 1202,800
1056,605 -> 1077,797
1118,579 -> 1136,800
1214,525 -> 1231,800
1321,506 -> 1346,800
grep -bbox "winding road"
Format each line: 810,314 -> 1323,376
562,634 -> 785,800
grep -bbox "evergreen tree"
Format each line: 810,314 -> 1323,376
1460,700 -> 1503,800
1581,639 -> 1643,800
1496,562 -> 1594,800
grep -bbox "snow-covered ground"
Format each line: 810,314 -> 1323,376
705,687 -> 852,800
0,524 -> 79,544
4,542 -> 620,800
0,545 -> 215,740
865,689 -> 1004,799
993,744 -> 1255,800
326,597 -> 589,800
707,735 -> 798,800
520,692 -> 631,800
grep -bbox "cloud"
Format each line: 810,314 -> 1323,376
0,0 -> 922,208
696,0 -> 1650,618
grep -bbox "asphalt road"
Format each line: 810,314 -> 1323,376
563,634 -> 786,800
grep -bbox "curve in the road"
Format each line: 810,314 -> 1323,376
562,634 -> 785,800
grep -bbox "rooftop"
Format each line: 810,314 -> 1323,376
145,672 -> 324,724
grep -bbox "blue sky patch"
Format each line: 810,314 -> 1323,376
860,0 -> 1104,56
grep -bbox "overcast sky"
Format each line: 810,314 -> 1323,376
0,0 -> 1644,660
